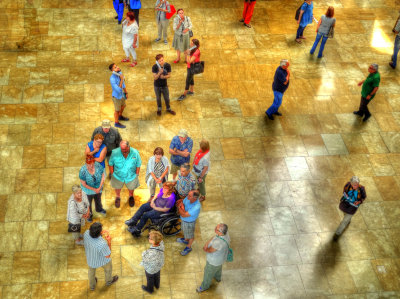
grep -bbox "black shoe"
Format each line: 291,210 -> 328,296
114,122 -> 126,129
128,196 -> 135,207
274,111 -> 282,116
157,110 -> 161,116
87,217 -> 93,223
118,21 -> 121,25
239,19 -> 244,22
125,218 -> 136,226
187,91 -> 194,95
167,109 -> 176,115
333,234 -> 340,242
131,228 -> 141,237
178,94 -> 186,101
244,23 -> 252,28
119,115 -> 130,121
363,114 -> 371,122
114,16 -> 118,19
389,62 -> 396,69
265,112 -> 274,120
142,285 -> 153,294
353,111 -> 362,116
98,209 -> 106,215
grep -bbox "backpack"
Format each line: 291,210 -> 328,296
295,2 -> 305,21
217,236 -> 233,262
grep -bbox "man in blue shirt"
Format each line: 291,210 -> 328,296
265,60 -> 290,120
109,63 -> 129,129
176,190 -> 201,256
109,140 -> 142,208
169,129 -> 193,180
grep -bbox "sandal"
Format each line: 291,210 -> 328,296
173,59 -> 180,63
121,58 -> 130,62
129,62 -> 137,67
295,39 -> 302,43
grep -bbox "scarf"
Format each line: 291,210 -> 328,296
193,149 -> 209,165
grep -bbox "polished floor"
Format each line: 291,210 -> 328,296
1,0 -> 400,298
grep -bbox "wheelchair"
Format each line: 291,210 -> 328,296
142,205 -> 181,236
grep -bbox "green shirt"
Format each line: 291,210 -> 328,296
361,72 -> 380,100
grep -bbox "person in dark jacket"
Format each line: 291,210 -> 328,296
265,60 -> 290,120
333,176 -> 366,241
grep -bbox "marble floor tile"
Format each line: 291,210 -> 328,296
12,251 -> 41,284
273,265 -> 306,298
347,260 -> 382,293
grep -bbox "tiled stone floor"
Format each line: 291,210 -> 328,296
1,0 -> 400,298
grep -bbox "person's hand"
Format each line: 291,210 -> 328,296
93,147 -> 99,153
95,187 -> 101,193
133,43 -> 137,48
179,18 -> 183,24
366,95 -> 371,100
150,201 -> 155,209
297,20 -> 300,24
354,201 -> 361,205
156,178 -> 162,184
357,81 -> 363,86
183,28 -> 189,34
203,244 -> 208,251
198,178 -> 203,183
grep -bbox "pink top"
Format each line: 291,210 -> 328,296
187,49 -> 200,68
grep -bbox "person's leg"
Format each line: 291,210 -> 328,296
296,25 -> 305,39
200,262 -> 218,291
176,50 -> 181,61
144,271 -> 155,293
113,0 -> 118,16
242,1 -> 249,20
392,35 -> 400,67
112,97 -> 123,126
363,97 -> 371,119
154,271 -> 161,289
135,209 -> 162,231
133,9 -> 139,26
310,33 -> 322,54
103,261 -> 113,285
317,36 -> 328,58
117,2 -> 124,22
157,21 -> 162,39
357,96 -> 368,117
244,1 -> 256,24
266,91 -> 283,116
198,174 -> 207,197
127,202 -> 152,224
87,194 -> 95,218
93,193 -> 104,212
130,47 -> 137,63
299,25 -> 307,38
155,86 -> 162,112
189,73 -> 194,92
162,20 -> 169,40
335,213 -> 353,236
148,178 -> 157,198
213,265 -> 223,282
88,267 -> 97,290
162,86 -> 172,111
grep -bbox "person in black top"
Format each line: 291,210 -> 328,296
265,59 -> 290,120
152,54 -> 176,116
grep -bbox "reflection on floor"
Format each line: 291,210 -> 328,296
0,0 -> 400,298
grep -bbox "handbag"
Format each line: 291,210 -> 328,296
189,30 -> 193,37
68,223 -> 81,233
328,25 -> 334,38
190,61 -> 204,75
130,0 -> 141,9
166,3 -> 176,20
217,236 -> 233,262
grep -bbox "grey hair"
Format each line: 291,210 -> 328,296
120,140 -> 130,147
280,59 -> 289,67
370,64 -> 378,71
191,190 -> 200,199
71,184 -> 81,193
180,163 -> 190,171
218,223 -> 228,235
350,176 -> 360,184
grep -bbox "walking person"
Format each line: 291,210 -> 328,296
176,190 -> 201,256
192,140 -> 210,202
169,129 -> 193,180
128,0 -> 141,25
152,54 -> 176,115
155,0 -> 171,44
113,0 -> 125,24
140,231 -> 165,294
172,9 -> 192,63
296,0 -> 314,43
239,0 -> 256,28
84,222 -> 118,291
146,147 -> 170,200
265,60 -> 290,120
67,185 -> 90,245
353,64 -> 380,122
177,39 -> 201,101
196,223 -> 231,293
121,11 -> 139,67
79,155 -> 106,222
109,63 -> 129,129
310,6 -> 335,58
333,176 -> 366,241
389,13 -> 400,69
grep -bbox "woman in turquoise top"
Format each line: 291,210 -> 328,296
79,155 -> 106,222
296,0 -> 314,43
85,133 -> 107,168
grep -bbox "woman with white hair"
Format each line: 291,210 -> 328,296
67,184 -> 90,245
333,176 -> 366,241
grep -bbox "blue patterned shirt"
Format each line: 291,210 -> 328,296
176,173 -> 196,198
83,230 -> 111,268
169,136 -> 193,166
79,162 -> 105,195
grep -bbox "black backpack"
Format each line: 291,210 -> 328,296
295,2 -> 305,20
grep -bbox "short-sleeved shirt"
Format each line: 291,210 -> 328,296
154,188 -> 176,210
109,147 -> 142,183
361,72 -> 380,100
91,127 -> 122,156
83,230 -> 111,268
181,196 -> 201,222
318,15 -> 336,35
272,66 -> 290,93
169,135 -> 193,166
152,63 -> 171,87
187,49 -> 200,69
110,73 -> 126,99
87,141 -> 106,168
176,173 -> 196,198
395,19 -> 400,36
193,152 -> 210,176
206,234 -> 230,266
300,2 -> 314,27
79,162 -> 104,195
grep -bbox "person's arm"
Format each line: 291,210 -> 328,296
111,75 -> 123,91
161,71 -> 171,79
176,139 -> 192,157
153,68 -> 164,80
133,33 -> 138,48
80,179 -> 97,192
297,10 -> 304,24
96,172 -> 105,193
357,80 -> 365,86
197,166 -> 208,183
204,246 -> 217,253
153,206 -> 170,212
85,144 -> 99,156
366,87 -> 379,100
316,18 -> 322,32
169,139 -> 178,155
160,166 -> 169,181
165,2 -> 171,13
202,237 -> 214,251
108,154 -> 114,175
94,147 -> 107,164
136,152 -> 141,175
179,205 -> 190,217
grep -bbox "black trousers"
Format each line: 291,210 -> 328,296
87,193 -> 103,215
144,270 -> 160,293
154,86 -> 171,110
128,8 -> 140,25
357,96 -> 371,117
185,68 -> 194,91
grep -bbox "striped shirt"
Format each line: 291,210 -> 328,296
176,172 -> 196,198
66,193 -> 89,225
154,161 -> 165,178
140,241 -> 165,274
83,230 -> 111,268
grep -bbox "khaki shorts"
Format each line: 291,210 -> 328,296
112,97 -> 126,112
111,176 -> 139,190
170,163 -> 181,175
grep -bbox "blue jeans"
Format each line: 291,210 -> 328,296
127,202 -> 162,231
310,33 -> 328,58
392,35 -> 400,67
113,0 -> 124,22
296,25 -> 306,39
266,91 -> 284,116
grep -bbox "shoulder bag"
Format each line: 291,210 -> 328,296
190,61 -> 204,75
217,236 -> 233,262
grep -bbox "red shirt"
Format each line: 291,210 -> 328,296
187,49 -> 200,68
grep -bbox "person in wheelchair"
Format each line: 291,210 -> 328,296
125,181 -> 176,237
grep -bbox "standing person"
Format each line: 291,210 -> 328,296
196,223 -> 231,293
140,231 -> 165,294
84,222 -> 118,291
121,11 -> 139,67
79,155 -> 106,221
192,140 -> 210,202
265,60 -> 290,120
67,185 -> 90,245
85,134 -> 107,169
239,0 -> 256,28
296,0 -> 314,43
113,0 -> 125,24
176,190 -> 201,256
152,54 -> 176,116
91,119 -> 122,166
353,64 -> 380,122
172,9 -> 192,63
389,14 -> 400,69
310,6 -> 336,58
109,63 -> 129,129
146,147 -> 170,200
333,176 -> 366,241
175,163 -> 196,199
109,140 -> 142,208
128,0 -> 141,26
169,129 -> 193,180
155,0 -> 171,44
177,39 -> 200,101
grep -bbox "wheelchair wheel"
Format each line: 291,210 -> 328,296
160,216 -> 181,236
